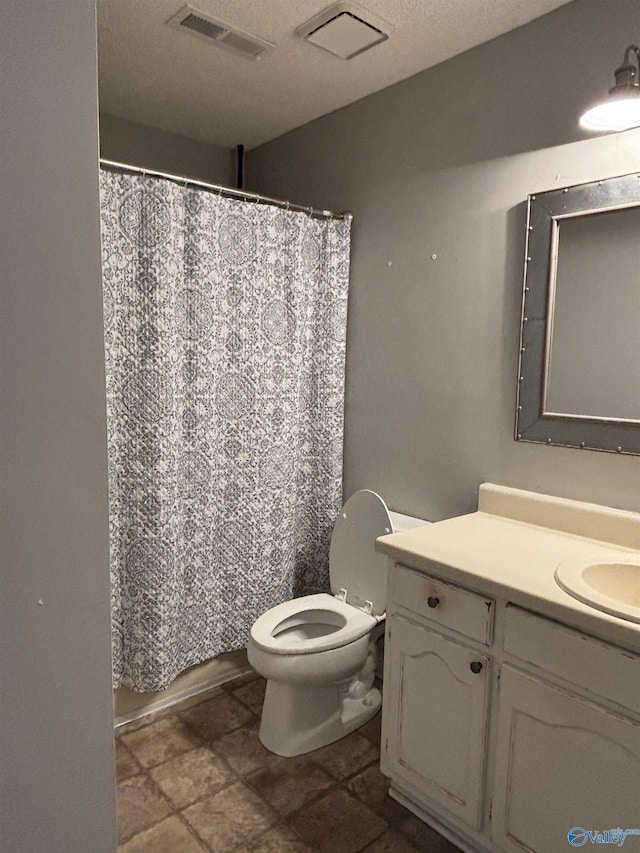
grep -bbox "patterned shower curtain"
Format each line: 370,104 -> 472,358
99,168 -> 351,691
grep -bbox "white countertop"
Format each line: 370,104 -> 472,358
376,485 -> 640,653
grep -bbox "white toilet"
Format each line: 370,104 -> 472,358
248,489 -> 427,757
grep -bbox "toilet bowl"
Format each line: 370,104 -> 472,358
247,489 -> 427,757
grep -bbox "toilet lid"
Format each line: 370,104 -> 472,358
329,489 -> 393,617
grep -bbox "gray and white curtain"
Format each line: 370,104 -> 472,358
99,169 -> 351,691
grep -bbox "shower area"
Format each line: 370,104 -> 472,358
99,162 -> 352,695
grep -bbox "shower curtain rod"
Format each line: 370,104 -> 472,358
100,159 -> 352,222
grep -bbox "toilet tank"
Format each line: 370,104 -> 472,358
388,510 -> 431,533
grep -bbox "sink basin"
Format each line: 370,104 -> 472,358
555,556 -> 640,623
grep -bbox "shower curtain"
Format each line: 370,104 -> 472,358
99,169 -> 351,691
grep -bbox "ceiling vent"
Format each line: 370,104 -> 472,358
167,5 -> 275,60
296,2 -> 391,60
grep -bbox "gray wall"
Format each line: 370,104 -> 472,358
0,2 -> 116,851
100,112 -> 235,186
248,0 -> 640,519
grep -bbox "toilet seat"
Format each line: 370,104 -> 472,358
250,593 -> 377,655
250,491 -> 392,657
329,489 -> 392,616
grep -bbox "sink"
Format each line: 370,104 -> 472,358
555,556 -> 640,624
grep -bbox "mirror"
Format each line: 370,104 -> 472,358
515,172 -> 640,456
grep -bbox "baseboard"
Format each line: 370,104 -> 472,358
113,663 -> 253,729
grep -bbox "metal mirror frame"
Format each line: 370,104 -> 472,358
515,171 -> 640,456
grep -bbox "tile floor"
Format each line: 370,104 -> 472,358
116,671 -> 460,853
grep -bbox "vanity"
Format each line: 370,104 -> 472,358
377,484 -> 640,853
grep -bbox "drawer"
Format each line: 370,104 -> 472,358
504,605 -> 640,715
391,563 -> 494,644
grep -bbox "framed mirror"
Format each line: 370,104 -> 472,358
515,172 -> 640,456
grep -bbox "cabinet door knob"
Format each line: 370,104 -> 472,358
470,661 -> 483,674
427,596 -> 440,609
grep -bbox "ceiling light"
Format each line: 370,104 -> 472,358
580,45 -> 640,133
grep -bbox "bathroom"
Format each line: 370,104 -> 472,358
2,0 -> 640,851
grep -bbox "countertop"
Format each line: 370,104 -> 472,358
376,484 -> 640,653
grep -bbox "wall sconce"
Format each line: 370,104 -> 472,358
580,45 -> 640,132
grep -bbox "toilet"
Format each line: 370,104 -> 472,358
248,489 -> 427,757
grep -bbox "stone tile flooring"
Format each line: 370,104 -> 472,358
116,671 -> 460,852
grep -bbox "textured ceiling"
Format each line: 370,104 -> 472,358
98,0 -> 574,150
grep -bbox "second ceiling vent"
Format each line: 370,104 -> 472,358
167,5 -> 275,60
297,2 -> 391,60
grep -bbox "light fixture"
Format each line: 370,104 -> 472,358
580,45 -> 640,133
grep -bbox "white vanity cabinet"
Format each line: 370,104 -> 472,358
383,614 -> 491,829
491,605 -> 640,853
491,666 -> 640,853
381,563 -> 640,853
381,564 -> 496,836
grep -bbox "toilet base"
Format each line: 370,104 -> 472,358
258,678 -> 382,757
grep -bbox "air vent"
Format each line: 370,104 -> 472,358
167,5 -> 275,60
180,14 -> 227,41
297,2 -> 391,60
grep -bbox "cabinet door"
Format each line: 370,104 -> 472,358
492,666 -> 640,853
382,615 -> 490,829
